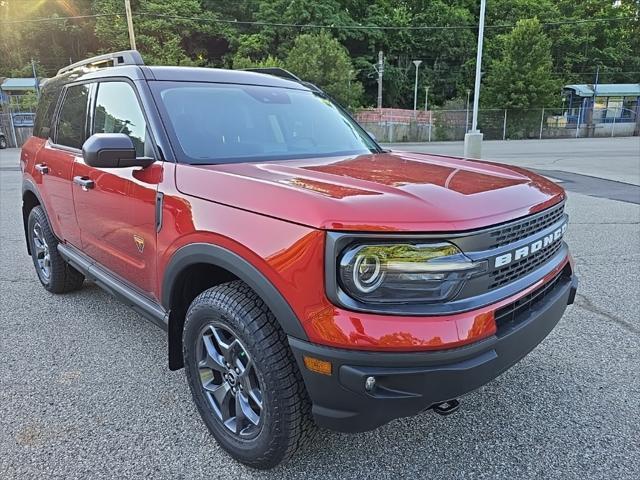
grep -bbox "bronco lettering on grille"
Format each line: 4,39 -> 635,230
494,222 -> 567,268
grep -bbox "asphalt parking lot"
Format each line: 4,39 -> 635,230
1,138 -> 639,479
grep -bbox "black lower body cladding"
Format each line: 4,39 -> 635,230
289,269 -> 578,433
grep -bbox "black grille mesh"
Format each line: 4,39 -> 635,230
490,203 -> 565,248
489,240 -> 563,289
495,268 -> 568,328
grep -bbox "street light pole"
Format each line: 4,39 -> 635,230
464,0 -> 486,158
424,86 -> 429,111
413,60 -> 422,116
124,0 -> 137,50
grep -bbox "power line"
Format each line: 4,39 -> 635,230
0,13 -> 117,25
0,12 -> 633,31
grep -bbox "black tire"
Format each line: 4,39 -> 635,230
27,205 -> 84,293
0,135 -> 7,149
183,280 -> 315,469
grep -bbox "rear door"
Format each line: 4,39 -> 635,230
35,83 -> 91,247
72,79 -> 161,297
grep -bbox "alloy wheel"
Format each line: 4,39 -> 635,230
32,222 -> 51,280
197,324 -> 263,438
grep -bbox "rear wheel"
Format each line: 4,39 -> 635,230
0,135 -> 7,149
27,206 -> 84,293
183,281 -> 314,469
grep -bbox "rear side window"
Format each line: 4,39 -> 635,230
55,84 -> 90,149
33,84 -> 62,139
93,81 -> 147,157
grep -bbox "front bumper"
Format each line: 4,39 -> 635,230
290,269 -> 578,433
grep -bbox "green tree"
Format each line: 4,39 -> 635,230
483,18 -> 559,109
93,0 -> 229,66
232,55 -> 284,70
285,31 -> 363,107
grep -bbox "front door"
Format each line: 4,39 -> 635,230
37,83 -> 91,248
72,80 -> 161,297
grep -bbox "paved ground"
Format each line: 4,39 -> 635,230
1,139 -> 639,479
387,136 -> 640,185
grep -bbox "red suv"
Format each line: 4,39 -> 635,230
21,51 -> 577,469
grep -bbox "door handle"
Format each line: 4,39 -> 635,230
73,176 -> 95,191
35,163 -> 49,174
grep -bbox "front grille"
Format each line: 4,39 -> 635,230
489,240 -> 563,289
490,203 -> 565,248
495,267 -> 569,328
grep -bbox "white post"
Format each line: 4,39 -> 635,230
539,107 -> 545,139
611,114 -> 616,137
464,0 -> 486,159
503,109 -> 507,140
465,89 -> 471,133
576,106 -> 581,138
424,86 -> 429,112
8,111 -> 18,148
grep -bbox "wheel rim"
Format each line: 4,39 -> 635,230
32,222 -> 51,280
197,324 -> 263,438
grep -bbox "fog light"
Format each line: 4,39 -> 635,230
365,376 -> 376,391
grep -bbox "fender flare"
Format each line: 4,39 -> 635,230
21,179 -> 51,255
161,242 -> 309,341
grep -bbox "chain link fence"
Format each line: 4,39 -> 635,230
0,102 -> 36,148
357,107 -> 639,143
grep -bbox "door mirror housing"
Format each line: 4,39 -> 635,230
82,133 -> 153,168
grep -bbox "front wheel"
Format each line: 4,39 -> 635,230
183,281 -> 314,469
27,206 -> 84,293
0,136 -> 7,149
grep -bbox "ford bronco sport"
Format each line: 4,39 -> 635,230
20,51 -> 577,469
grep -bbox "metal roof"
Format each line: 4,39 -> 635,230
564,83 -> 640,97
0,78 -> 39,91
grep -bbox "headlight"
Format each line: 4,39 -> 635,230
338,242 -> 487,304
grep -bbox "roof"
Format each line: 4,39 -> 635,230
51,65 -> 311,92
0,78 -> 38,91
564,83 -> 640,97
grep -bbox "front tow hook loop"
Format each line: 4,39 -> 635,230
432,399 -> 460,416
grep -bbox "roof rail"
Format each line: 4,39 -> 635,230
242,67 -> 303,83
57,50 -> 144,76
243,67 -> 324,94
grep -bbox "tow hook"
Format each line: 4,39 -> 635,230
432,399 -> 460,416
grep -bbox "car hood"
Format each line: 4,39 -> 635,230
175,151 -> 565,232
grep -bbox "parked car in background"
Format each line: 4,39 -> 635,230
20,51 -> 578,469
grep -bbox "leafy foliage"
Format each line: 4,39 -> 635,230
0,0 -> 638,109
285,32 -> 363,107
483,19 -> 559,109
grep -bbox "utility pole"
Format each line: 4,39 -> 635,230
412,60 -> 422,116
124,0 -> 137,50
424,86 -> 429,112
464,0 -> 486,159
376,51 -> 384,110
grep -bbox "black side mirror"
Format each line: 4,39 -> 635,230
82,133 -> 153,168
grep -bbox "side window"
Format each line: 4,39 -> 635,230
55,84 -> 90,149
93,82 -> 147,157
33,84 -> 62,139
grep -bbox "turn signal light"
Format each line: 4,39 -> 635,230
303,356 -> 332,375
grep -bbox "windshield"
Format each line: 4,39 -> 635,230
151,82 -> 379,164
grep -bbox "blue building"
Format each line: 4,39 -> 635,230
563,83 -> 640,125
